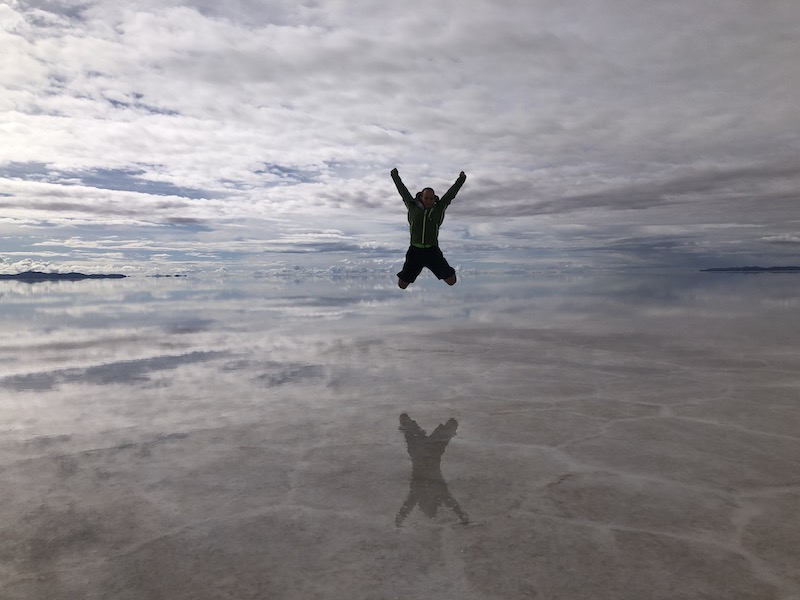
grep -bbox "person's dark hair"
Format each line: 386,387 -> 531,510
417,187 -> 438,202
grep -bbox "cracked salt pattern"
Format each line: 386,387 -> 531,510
1,271 -> 799,599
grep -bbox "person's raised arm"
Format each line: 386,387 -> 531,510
439,171 -> 467,206
391,168 -> 414,206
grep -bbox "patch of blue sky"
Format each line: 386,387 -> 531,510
256,163 -> 321,185
0,162 -> 50,179
75,168 -> 213,199
1,163 -> 214,200
104,94 -> 181,116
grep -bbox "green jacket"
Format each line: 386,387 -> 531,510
392,172 -> 466,248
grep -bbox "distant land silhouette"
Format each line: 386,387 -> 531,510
0,270 -> 127,282
701,266 -> 800,273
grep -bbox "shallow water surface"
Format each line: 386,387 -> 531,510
1,271 -> 799,599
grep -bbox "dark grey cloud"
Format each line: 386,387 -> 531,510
552,161 -> 800,215
457,160 -> 800,219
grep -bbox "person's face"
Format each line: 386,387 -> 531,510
421,188 -> 436,209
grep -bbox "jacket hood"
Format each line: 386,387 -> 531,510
414,191 -> 439,209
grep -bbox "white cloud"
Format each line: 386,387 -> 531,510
1,0 -> 799,270
761,234 -> 800,245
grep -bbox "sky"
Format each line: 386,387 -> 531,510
2,0 -> 800,275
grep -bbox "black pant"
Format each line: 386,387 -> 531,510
397,245 -> 456,283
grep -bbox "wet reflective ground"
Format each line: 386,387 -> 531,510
1,271 -> 799,599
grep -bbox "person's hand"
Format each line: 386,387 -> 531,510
391,168 -> 398,177
459,171 -> 466,179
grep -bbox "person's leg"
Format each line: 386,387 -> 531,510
428,247 -> 457,286
397,246 -> 423,289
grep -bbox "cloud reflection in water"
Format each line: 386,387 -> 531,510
2,270 -> 800,598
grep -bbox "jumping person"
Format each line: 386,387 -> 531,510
390,168 -> 466,289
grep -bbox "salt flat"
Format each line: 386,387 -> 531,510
1,271 -> 798,599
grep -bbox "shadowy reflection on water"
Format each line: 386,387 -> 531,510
396,413 -> 469,527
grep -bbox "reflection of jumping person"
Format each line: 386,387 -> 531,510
396,413 -> 469,527
391,168 -> 467,289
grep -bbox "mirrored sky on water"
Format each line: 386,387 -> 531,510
3,269 -> 800,599
2,269 -> 800,444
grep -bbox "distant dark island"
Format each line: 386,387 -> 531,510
0,270 -> 127,281
701,266 -> 800,273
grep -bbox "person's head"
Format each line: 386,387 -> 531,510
420,187 -> 437,209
